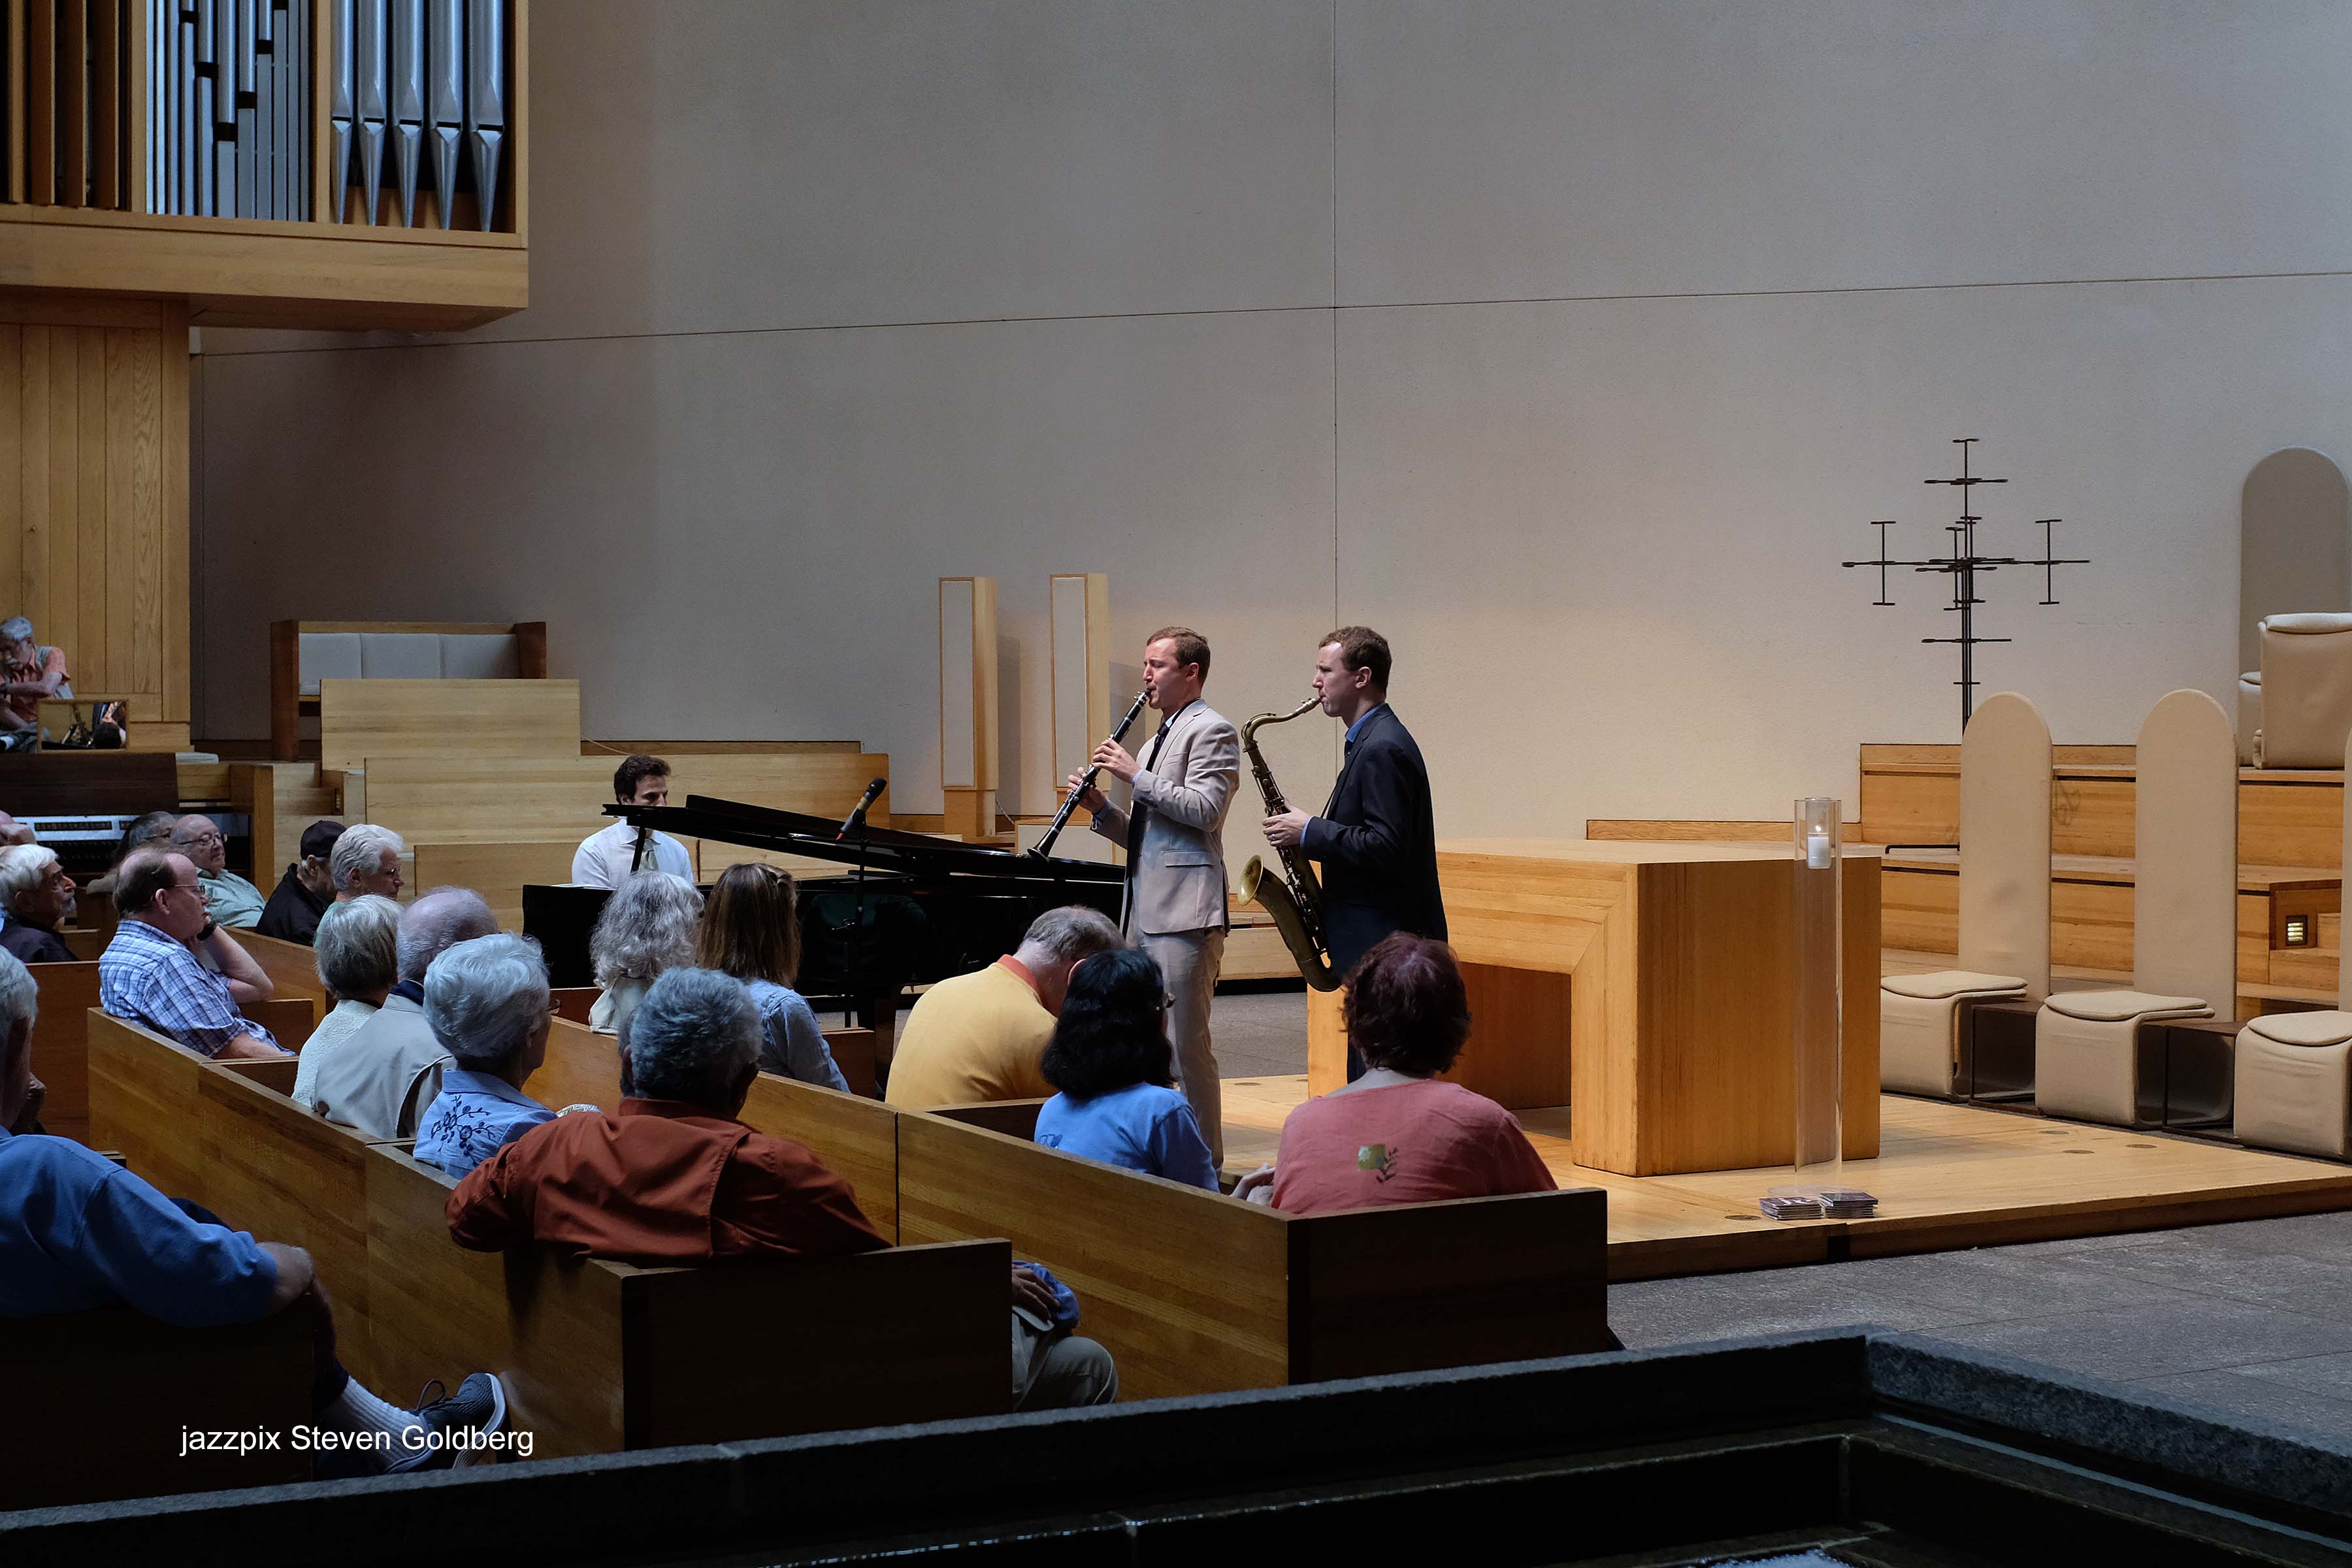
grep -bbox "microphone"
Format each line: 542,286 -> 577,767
836,777 -> 889,841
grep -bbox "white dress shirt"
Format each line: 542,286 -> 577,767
572,821 -> 694,889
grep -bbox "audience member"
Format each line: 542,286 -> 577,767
694,862 -> 846,1092
98,851 -> 284,1060
1,941 -> 41,1130
85,809 -> 176,899
257,819 -> 344,943
330,824 -> 406,902
0,615 -> 67,739
0,946 -> 508,1473
310,888 -> 494,1138
588,870 -> 702,1041
1034,948 -> 1218,1190
448,967 -> 1115,1408
172,814 -> 267,930
885,906 -> 1124,1107
0,843 -> 78,963
0,811 -> 35,847
292,895 -> 400,1111
414,933 -> 555,1177
572,754 -> 693,890
1233,935 -> 1555,1214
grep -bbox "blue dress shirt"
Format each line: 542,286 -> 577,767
413,1068 -> 557,1178
0,1126 -> 278,1324
1035,1082 -> 1220,1190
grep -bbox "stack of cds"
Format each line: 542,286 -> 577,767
1759,1186 -> 1880,1220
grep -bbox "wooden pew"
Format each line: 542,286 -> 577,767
318,678 -> 581,773
86,1009 -> 399,1385
27,959 -> 103,1143
413,839 -> 579,932
549,985 -> 598,1024
248,995 -> 319,1051
926,1098 -> 1046,1140
0,1305 -> 312,1509
230,928 -> 334,1012
521,1017 -> 903,1239
826,1024 -> 879,1098
894,1113 -> 1612,1401
365,1145 -> 1008,1457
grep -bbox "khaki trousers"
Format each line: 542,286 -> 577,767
1141,927 -> 1226,1167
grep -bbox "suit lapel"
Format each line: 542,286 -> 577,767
1322,706 -> 1387,815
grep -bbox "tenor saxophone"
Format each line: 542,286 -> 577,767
1239,698 -> 1339,991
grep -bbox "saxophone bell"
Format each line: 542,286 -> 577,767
1240,696 -> 1340,991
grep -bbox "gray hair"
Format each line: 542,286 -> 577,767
313,894 -> 400,999
0,617 -> 32,645
330,824 -> 406,891
1016,905 -> 1124,968
424,932 -> 551,1068
0,947 -> 36,1036
395,886 -> 497,982
626,968 -> 759,1107
0,843 -> 61,911
590,872 -> 703,988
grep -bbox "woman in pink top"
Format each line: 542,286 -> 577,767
1234,934 -> 1554,1215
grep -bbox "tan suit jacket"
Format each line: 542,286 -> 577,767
1089,698 -> 1239,936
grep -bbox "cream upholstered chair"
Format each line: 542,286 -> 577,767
1880,693 -> 2051,1098
2034,691 -> 2236,1126
2234,727 -> 2352,1158
2255,613 -> 2352,768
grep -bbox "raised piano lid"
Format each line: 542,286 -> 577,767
610,796 -> 1125,886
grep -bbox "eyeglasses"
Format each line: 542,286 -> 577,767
176,831 -> 225,847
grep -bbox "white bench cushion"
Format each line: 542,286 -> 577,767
296,632 -> 363,696
2042,990 -> 2208,1024
2244,1010 -> 2352,1049
1882,970 -> 2027,1002
438,634 -> 521,680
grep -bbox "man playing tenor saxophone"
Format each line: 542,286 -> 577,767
1262,627 -> 1446,1081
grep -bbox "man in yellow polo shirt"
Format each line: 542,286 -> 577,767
884,906 -> 1124,1107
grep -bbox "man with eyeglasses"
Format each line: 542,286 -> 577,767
98,850 -> 284,1060
171,814 -> 268,931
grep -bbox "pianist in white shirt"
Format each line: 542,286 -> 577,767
573,753 -> 694,890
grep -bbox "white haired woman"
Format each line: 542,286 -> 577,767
293,895 -> 401,1111
587,872 -> 703,1042
413,932 -> 556,1177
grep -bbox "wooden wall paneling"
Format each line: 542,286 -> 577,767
361,752 -> 885,846
17,323 -> 43,629
76,325 -> 106,687
61,0 -> 84,207
46,323 -> 75,660
318,678 -> 583,772
231,760 -> 276,885
129,313 -> 159,712
896,1111 -> 1291,1401
92,0 -> 117,210
2241,774 -> 2344,870
0,327 -> 18,617
2239,892 -> 2272,987
25,0 -> 50,204
7,0 -> 24,204
161,301 -> 186,722
27,958 -> 101,1143
103,327 -> 133,698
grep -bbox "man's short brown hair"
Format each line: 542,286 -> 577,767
1145,626 -> 1211,682
115,849 -> 181,915
613,753 -> 670,802
1321,625 -> 1392,691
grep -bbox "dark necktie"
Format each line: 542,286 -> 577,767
1124,718 -> 1175,874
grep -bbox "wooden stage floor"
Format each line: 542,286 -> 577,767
1218,1075 -> 2352,1282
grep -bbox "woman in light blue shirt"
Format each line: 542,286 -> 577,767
1034,948 -> 1218,1190
696,862 -> 849,1093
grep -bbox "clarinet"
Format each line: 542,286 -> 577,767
1028,691 -> 1149,858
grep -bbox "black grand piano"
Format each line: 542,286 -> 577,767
522,795 -> 1124,1040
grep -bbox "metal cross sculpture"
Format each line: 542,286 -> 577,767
1842,438 -> 2087,734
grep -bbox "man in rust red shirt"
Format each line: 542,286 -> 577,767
448,968 -> 886,1262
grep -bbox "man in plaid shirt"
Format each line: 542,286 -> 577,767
98,850 -> 286,1060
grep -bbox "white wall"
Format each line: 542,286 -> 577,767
197,0 -> 2352,857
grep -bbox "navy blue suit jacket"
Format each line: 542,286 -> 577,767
1299,705 -> 1446,980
